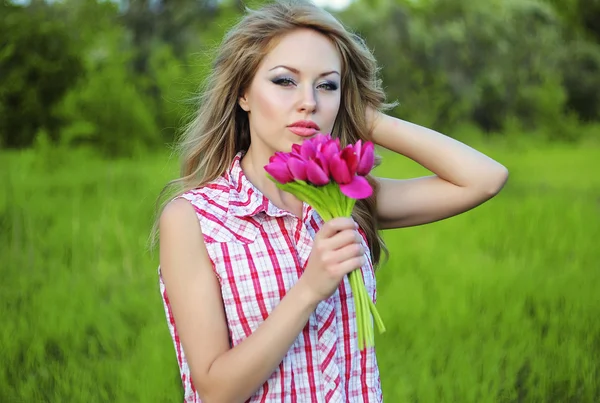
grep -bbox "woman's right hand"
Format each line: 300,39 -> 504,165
299,217 -> 366,303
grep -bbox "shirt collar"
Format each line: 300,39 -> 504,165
227,151 -> 292,218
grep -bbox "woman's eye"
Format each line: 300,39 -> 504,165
272,78 -> 338,91
318,81 -> 339,91
272,78 -> 295,87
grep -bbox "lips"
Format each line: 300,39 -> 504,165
288,120 -> 320,137
288,127 -> 319,137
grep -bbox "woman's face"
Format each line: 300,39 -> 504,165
239,28 -> 342,159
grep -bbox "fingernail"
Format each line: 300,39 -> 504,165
354,222 -> 358,229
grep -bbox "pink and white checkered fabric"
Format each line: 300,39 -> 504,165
158,151 -> 383,402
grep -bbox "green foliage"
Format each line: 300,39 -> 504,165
1,140 -> 599,401
53,25 -> 159,157
0,2 -> 84,148
542,0 -> 600,42
341,0 -> 584,140
1,0 -> 600,152
141,43 -> 211,143
560,40 -> 600,122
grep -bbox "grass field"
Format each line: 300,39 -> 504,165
1,139 -> 598,402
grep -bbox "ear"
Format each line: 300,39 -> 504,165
238,93 -> 250,112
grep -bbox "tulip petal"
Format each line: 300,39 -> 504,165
357,141 -> 375,175
315,152 -> 330,178
300,140 -> 316,159
340,175 -> 373,199
276,151 -> 291,162
306,159 -> 330,186
314,133 -> 330,146
287,156 -> 307,181
329,153 -> 351,184
340,146 -> 359,176
264,162 -> 294,184
322,138 -> 341,159
354,139 -> 362,160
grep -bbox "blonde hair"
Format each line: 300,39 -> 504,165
151,0 -> 394,268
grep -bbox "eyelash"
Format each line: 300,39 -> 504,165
272,77 -> 338,91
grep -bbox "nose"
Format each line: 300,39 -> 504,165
298,87 -> 317,114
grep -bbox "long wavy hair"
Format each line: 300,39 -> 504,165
151,0 -> 395,268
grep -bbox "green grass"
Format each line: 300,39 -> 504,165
1,140 -> 598,402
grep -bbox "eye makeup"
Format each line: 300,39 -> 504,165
270,76 -> 339,90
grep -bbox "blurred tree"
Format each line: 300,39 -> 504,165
542,0 -> 600,121
0,2 -> 84,148
117,0 -> 228,143
543,0 -> 600,42
119,0 -> 219,76
52,23 -> 160,157
340,0 -> 584,139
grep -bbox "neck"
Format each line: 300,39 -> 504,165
240,145 -> 303,217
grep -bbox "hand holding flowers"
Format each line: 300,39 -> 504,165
264,133 -> 386,350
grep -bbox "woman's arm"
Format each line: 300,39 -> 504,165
159,198 -> 320,403
368,112 -> 509,229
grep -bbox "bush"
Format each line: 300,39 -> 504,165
54,28 -> 159,157
0,3 -> 84,148
341,0 -> 578,141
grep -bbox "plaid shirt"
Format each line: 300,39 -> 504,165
159,151 -> 383,402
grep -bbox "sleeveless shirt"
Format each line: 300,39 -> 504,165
158,151 -> 383,402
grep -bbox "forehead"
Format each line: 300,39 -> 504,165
260,28 -> 342,73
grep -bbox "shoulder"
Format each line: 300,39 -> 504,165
159,197 -> 206,246
177,177 -> 231,218
159,198 -> 211,277
162,177 -> 257,244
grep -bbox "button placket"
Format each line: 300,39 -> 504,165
293,204 -> 315,271
315,296 -> 342,401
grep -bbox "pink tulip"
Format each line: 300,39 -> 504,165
321,137 -> 341,159
340,175 -> 373,199
329,152 -> 352,184
274,151 -> 292,162
340,145 -> 359,175
355,140 -> 375,176
287,155 -> 307,181
265,153 -> 294,183
312,133 -> 331,148
314,151 -> 330,178
305,159 -> 329,185
299,140 -> 315,160
328,146 -> 372,198
265,133 -> 375,198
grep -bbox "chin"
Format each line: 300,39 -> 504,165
286,137 -> 303,149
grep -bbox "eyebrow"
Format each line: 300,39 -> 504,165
269,65 -> 340,77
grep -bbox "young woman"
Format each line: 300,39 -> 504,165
156,1 -> 508,402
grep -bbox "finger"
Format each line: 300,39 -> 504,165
334,255 -> 367,276
331,242 -> 365,264
325,229 -> 362,251
316,217 -> 357,241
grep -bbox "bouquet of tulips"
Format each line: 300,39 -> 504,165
264,133 -> 385,350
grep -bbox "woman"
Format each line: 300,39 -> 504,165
156,1 -> 508,402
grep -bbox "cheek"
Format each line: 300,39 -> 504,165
253,87 -> 289,121
322,96 -> 341,127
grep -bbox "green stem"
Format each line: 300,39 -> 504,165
358,274 -> 368,349
349,270 -> 363,350
369,298 -> 386,334
282,182 -> 329,216
366,282 -> 374,346
358,272 -> 371,348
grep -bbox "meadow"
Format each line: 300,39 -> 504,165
1,137 -> 598,402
